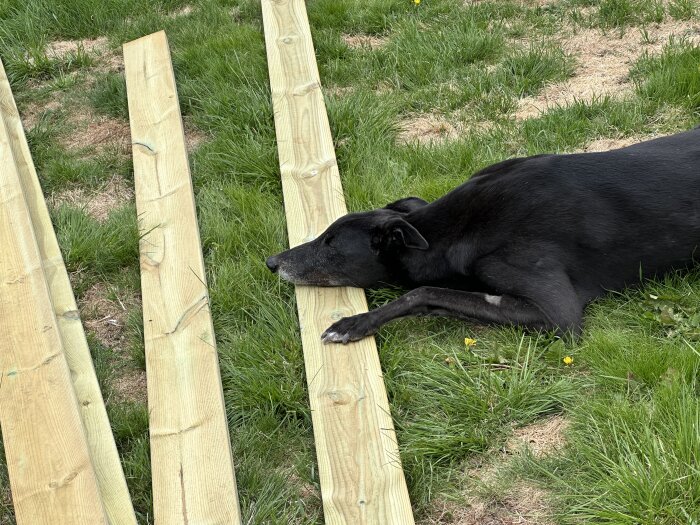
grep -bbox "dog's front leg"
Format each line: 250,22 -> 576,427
321,286 -> 567,344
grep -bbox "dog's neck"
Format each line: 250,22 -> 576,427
393,211 -> 463,285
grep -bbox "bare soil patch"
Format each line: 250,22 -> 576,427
62,112 -> 131,154
507,415 -> 569,458
515,20 -> 700,120
397,113 -> 463,145
50,176 -> 133,222
99,52 -> 124,73
421,416 -> 569,524
396,111 -> 495,145
474,0 -> 557,5
421,484 -> 553,525
78,282 -> 137,350
168,5 -> 194,18
517,0 -> 559,7
46,37 -> 108,59
184,123 -> 208,152
287,471 -> 321,510
78,281 -> 146,405
20,98 -> 61,130
45,37 -> 123,72
110,367 -> 147,405
582,136 -> 644,152
28,99 -> 202,155
579,134 -> 664,152
341,33 -> 389,49
326,85 -> 355,97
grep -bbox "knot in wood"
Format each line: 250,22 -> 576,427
292,81 -> 320,96
298,167 -> 319,179
280,34 -> 297,45
326,389 -> 352,406
61,309 -> 81,320
330,310 -> 343,321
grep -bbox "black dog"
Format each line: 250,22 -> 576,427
266,127 -> 700,344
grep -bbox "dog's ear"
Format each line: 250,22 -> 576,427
384,197 -> 428,214
374,217 -> 429,250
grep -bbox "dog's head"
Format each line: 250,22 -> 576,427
266,197 -> 429,287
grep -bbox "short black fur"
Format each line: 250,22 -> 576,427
266,127 -> 700,344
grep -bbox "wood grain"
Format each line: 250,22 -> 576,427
124,31 -> 241,525
261,1 -> 414,523
0,63 -> 108,524
0,59 -> 137,525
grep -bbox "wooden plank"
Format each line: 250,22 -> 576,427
123,31 -> 241,525
261,1 -> 414,523
0,69 -> 108,525
0,59 -> 137,525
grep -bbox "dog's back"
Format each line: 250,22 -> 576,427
418,126 -> 700,293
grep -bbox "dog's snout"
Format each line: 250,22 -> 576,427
266,255 -> 279,273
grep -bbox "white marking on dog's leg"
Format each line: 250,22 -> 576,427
484,294 -> 502,306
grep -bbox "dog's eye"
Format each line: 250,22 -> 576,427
323,235 -> 335,246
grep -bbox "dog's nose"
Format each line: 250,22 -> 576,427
266,256 -> 279,273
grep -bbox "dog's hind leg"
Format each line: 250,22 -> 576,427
473,257 -> 584,336
321,285 -> 581,344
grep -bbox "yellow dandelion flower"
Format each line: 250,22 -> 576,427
563,356 -> 574,366
414,0 -> 421,4
464,337 -> 477,347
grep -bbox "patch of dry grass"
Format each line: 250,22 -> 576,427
507,416 -> 569,458
50,176 -> 133,222
421,484 -> 553,525
580,135 -> 648,151
397,113 -> 463,145
19,98 -> 61,130
46,37 -> 108,58
45,36 -> 123,72
515,20 -> 700,119
78,281 -> 137,350
110,368 -> 147,405
62,113 -> 131,153
341,33 -> 389,49
419,416 -> 570,524
168,5 -> 195,18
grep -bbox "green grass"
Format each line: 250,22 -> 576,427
0,0 -> 699,523
2,46 -> 96,84
53,204 -> 140,276
519,274 -> 700,524
632,41 -> 700,111
91,72 -> 129,119
597,0 -> 665,27
668,0 -> 698,19
497,45 -> 574,96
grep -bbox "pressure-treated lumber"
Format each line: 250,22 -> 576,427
0,66 -> 108,525
124,31 -> 241,525
0,59 -> 137,525
261,1 -> 414,522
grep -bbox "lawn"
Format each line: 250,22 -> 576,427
0,0 -> 699,523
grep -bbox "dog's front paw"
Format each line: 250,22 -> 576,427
321,313 -> 378,344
